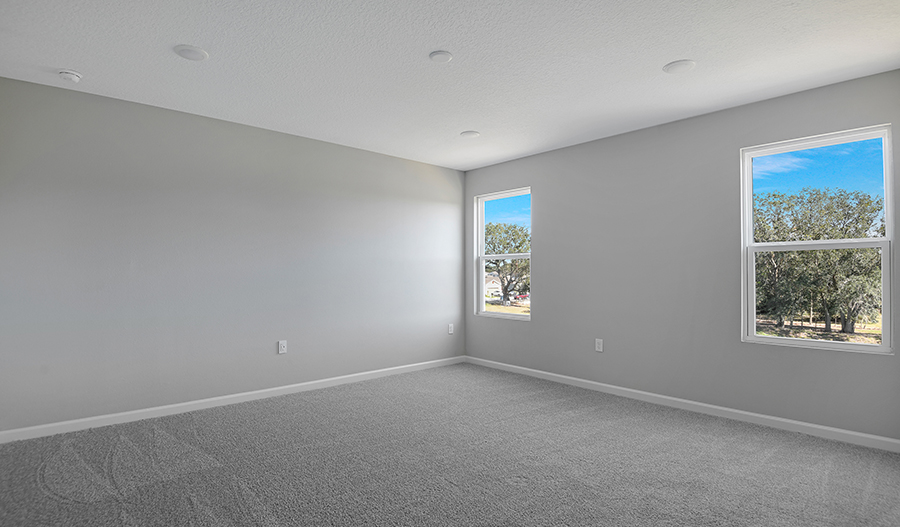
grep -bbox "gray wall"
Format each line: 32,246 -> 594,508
465,70 -> 900,440
0,77 -> 465,431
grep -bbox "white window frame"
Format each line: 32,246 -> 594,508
475,187 -> 531,321
740,124 -> 893,354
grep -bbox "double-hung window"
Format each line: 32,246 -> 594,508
741,124 -> 892,353
476,188 -> 531,320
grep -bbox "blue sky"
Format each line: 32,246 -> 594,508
485,194 -> 531,230
752,138 -> 884,200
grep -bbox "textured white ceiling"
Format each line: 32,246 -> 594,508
1,0 -> 899,171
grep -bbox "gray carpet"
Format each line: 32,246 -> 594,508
1,363 -> 899,526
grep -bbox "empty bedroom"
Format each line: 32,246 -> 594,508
1,1 -> 898,525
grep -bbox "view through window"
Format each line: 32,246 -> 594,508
741,125 -> 892,352
477,188 -> 531,319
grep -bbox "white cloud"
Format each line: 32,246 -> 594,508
752,153 -> 811,179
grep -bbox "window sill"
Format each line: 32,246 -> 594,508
743,334 -> 892,355
476,312 -> 530,322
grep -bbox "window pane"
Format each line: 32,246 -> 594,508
752,138 -> 885,242
754,248 -> 882,344
484,259 -> 530,316
484,194 -> 531,254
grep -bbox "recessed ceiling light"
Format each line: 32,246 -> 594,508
662,59 -> 696,74
174,44 -> 209,61
58,70 -> 82,83
429,50 -> 453,63
460,130 -> 480,138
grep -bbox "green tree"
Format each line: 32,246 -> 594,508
754,188 -> 883,334
754,191 -> 800,327
484,222 -> 530,302
755,250 -> 802,328
833,248 -> 882,333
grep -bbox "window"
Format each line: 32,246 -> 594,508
476,188 -> 531,320
741,124 -> 892,353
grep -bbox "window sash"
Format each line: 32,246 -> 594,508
743,241 -> 891,353
476,187 -> 531,259
741,124 -> 893,249
477,257 -> 531,320
480,253 -> 531,260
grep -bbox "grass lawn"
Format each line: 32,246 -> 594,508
485,300 -> 530,315
755,320 -> 881,345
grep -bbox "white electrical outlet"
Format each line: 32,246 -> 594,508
278,340 -> 287,354
449,323 -> 454,335
595,339 -> 603,352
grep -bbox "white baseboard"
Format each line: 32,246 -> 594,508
5,354 -> 898,453
0,356 -> 465,445
463,356 -> 900,453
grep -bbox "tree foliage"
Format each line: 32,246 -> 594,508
484,222 -> 530,301
754,188 -> 884,243
754,188 -> 883,333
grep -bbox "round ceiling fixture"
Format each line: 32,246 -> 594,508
174,44 -> 209,61
662,59 -> 696,74
460,130 -> 480,138
429,50 -> 453,63
58,70 -> 83,83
